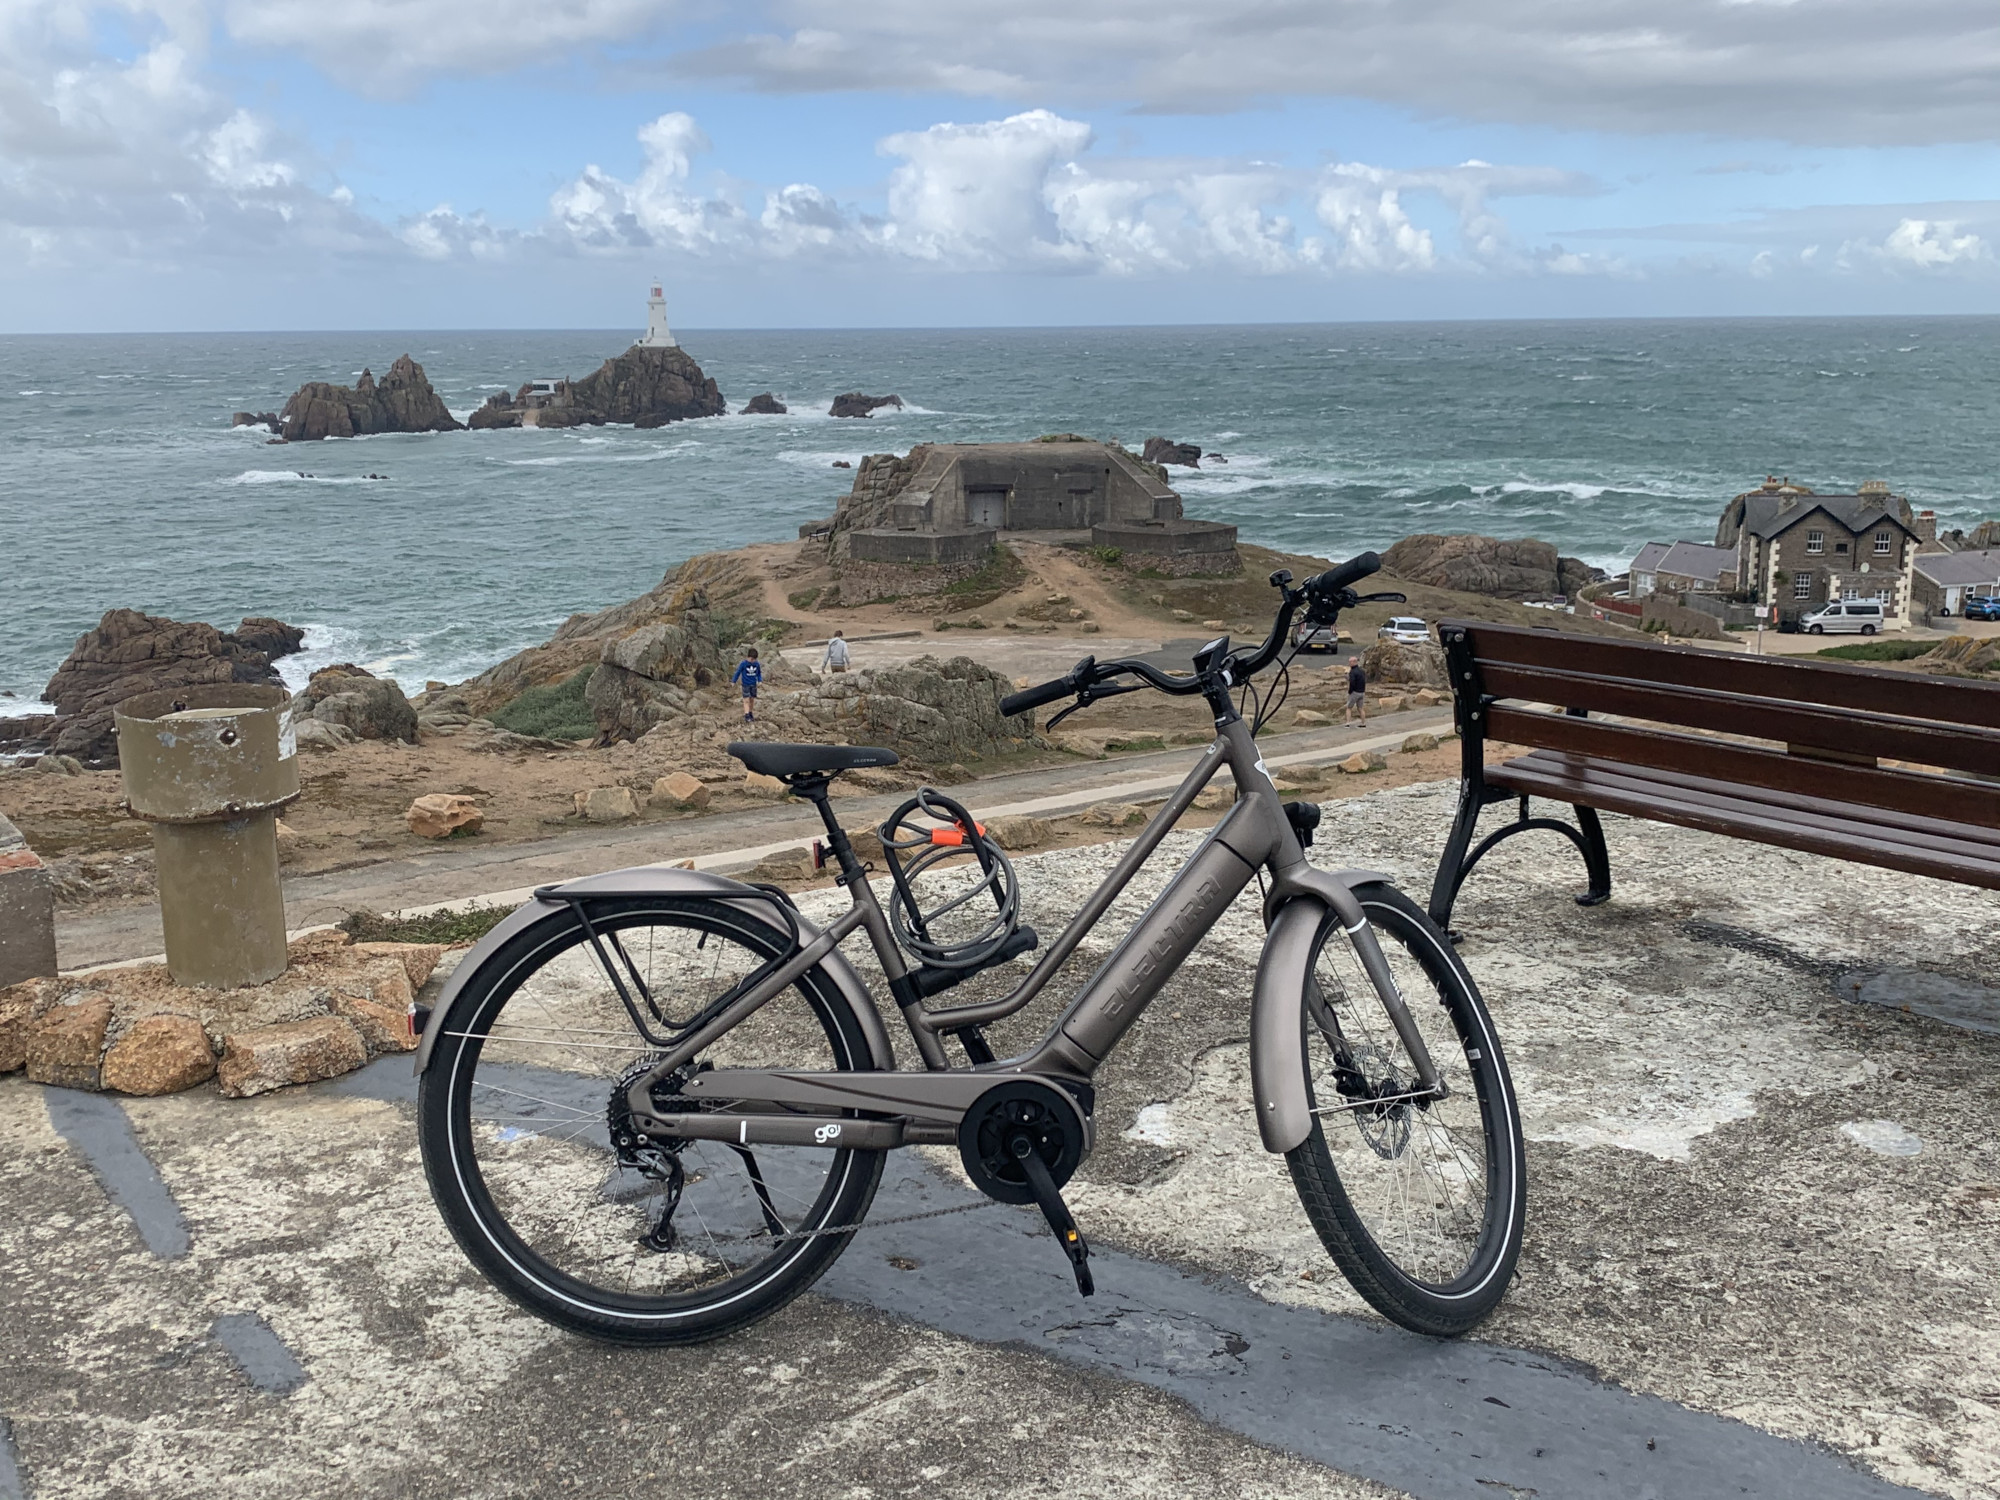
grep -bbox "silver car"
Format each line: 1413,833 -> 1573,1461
1377,616 -> 1429,645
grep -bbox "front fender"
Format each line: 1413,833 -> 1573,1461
1249,866 -> 1390,1154
412,867 -> 897,1074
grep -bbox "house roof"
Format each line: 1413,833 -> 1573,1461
1655,541 -> 1737,584
1629,541 -> 1672,575
1740,492 -> 1916,542
1913,548 -> 2000,588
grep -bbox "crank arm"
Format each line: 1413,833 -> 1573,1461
1015,1139 -> 1094,1297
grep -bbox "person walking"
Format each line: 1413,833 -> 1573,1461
1346,654 -> 1367,725
822,630 -> 850,675
732,647 -> 763,724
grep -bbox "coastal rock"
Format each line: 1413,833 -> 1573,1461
406,793 -> 482,838
1360,638 -> 1448,690
294,720 -> 359,752
231,411 -> 280,433
1142,437 -> 1203,468
741,393 -> 788,415
32,608 -> 304,766
300,665 -> 418,744
233,616 -> 306,659
830,392 -> 904,419
472,347 -> 725,430
1380,533 -> 1598,602
277,354 -> 462,442
1401,732 -> 1441,753
26,993 -> 113,1090
1339,751 -> 1388,775
575,786 -> 640,822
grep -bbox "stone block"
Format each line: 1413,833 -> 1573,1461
1401,732 -> 1441,753
741,772 -> 788,799
0,978 -> 52,1072
0,813 -> 58,989
986,814 -> 1051,851
26,993 -> 113,1090
328,972 -> 417,1055
651,771 -> 711,809
349,942 -> 445,990
746,847 -> 815,883
1291,709 -> 1331,727
576,786 -> 640,822
1339,751 -> 1389,775
217,1016 -> 368,1098
407,793 -> 483,838
1080,802 -> 1148,827
101,1014 -> 217,1096
1193,785 -> 1236,811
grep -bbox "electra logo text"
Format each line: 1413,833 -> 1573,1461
1105,877 -> 1222,1015
813,1123 -> 844,1144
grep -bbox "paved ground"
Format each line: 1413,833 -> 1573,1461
8,782 -> 1997,1498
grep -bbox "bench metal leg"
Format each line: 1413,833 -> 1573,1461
1429,793 -> 1614,933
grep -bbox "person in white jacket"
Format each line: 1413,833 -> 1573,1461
822,630 -> 851,674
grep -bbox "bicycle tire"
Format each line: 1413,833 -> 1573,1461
1284,880 -> 1526,1336
419,896 -> 884,1345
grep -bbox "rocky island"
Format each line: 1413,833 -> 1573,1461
275,355 -> 462,442
469,344 -> 724,430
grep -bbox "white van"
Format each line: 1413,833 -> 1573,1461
1802,599 -> 1886,635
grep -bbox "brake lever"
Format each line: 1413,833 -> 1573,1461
1045,680 -> 1143,731
1354,591 -> 1407,605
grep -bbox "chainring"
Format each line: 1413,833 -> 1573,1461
956,1079 -> 1089,1206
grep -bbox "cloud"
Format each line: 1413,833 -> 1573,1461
670,0 -> 2000,148
0,12 -> 380,266
1878,216 -> 1988,267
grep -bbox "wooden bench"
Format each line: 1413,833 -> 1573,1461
1427,620 -> 2000,929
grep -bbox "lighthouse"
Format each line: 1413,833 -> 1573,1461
638,281 -> 678,349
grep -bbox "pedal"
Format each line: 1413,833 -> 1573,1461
1012,1133 -> 1095,1296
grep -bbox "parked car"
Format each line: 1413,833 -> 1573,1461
1964,595 -> 2000,621
1376,616 -> 1431,645
1801,599 -> 1886,635
1293,622 -> 1350,653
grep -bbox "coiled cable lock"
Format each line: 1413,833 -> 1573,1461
877,788 -> 1021,971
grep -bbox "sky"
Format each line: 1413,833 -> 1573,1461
3,0 -> 2000,331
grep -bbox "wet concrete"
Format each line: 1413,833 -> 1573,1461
210,1314 -> 309,1395
43,1089 -> 189,1259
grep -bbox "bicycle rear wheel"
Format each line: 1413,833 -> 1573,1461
418,896 -> 884,1345
1285,880 -> 1525,1335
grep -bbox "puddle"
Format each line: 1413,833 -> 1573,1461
1839,1119 -> 1923,1158
1840,969 -> 2000,1035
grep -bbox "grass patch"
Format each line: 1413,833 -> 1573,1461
1089,545 -> 1123,566
940,545 -> 1029,610
488,666 -> 596,740
1104,735 -> 1167,753
340,905 -> 511,945
1816,640 -> 1938,662
787,586 -> 822,610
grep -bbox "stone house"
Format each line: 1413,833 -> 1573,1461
808,439 -> 1239,574
1628,540 -> 1737,597
1714,477 -> 1919,626
1913,549 -> 2000,616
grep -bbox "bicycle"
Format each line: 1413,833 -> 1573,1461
413,552 -> 1526,1343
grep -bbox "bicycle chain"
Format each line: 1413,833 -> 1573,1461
711,1193 -> 1001,1248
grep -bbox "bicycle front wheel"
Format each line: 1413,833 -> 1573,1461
418,896 -> 884,1345
1285,880 -> 1525,1336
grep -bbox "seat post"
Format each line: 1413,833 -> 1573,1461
787,775 -> 866,883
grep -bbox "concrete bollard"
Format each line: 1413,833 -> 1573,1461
0,811 -> 59,985
115,685 -> 300,989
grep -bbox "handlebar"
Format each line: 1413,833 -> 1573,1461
998,549 -> 1383,721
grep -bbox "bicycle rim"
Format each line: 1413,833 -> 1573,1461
420,898 -> 882,1341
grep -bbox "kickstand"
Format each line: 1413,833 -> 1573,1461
1012,1136 -> 1094,1296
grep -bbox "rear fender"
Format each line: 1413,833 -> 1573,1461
412,867 -> 897,1074
1249,866 -> 1389,1155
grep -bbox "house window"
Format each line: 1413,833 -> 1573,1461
1793,573 -> 1811,599
1805,530 -> 1824,554
1874,530 -> 1892,554
1834,541 -> 1848,553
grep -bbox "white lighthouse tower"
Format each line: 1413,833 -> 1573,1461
638,280 -> 677,349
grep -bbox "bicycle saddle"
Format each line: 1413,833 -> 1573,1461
727,741 -> 901,780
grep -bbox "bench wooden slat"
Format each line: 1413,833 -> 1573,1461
1448,620 -> 2000,731
1484,705 -> 2000,831
1490,757 -> 2000,890
1477,661 -> 2000,779
1492,752 -> 2000,864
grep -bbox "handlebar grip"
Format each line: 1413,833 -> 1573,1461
1303,551 -> 1382,597
1000,677 -> 1075,717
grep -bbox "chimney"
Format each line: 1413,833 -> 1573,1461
1916,509 -> 1937,544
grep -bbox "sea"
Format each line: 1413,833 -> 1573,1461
3,318 -> 1997,710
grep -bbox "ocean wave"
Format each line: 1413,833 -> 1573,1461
494,441 -> 699,468
18,390 -> 43,396
0,697 -> 56,720
226,470 -> 385,486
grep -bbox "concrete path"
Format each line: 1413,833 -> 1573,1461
56,710 -> 1453,970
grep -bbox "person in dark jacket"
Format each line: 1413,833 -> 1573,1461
732,648 -> 763,723
1346,655 -> 1367,725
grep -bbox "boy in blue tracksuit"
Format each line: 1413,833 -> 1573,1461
732,648 -> 763,723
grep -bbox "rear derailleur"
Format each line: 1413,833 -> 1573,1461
607,1057 -> 690,1251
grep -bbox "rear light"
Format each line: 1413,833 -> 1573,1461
408,1003 -> 431,1041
